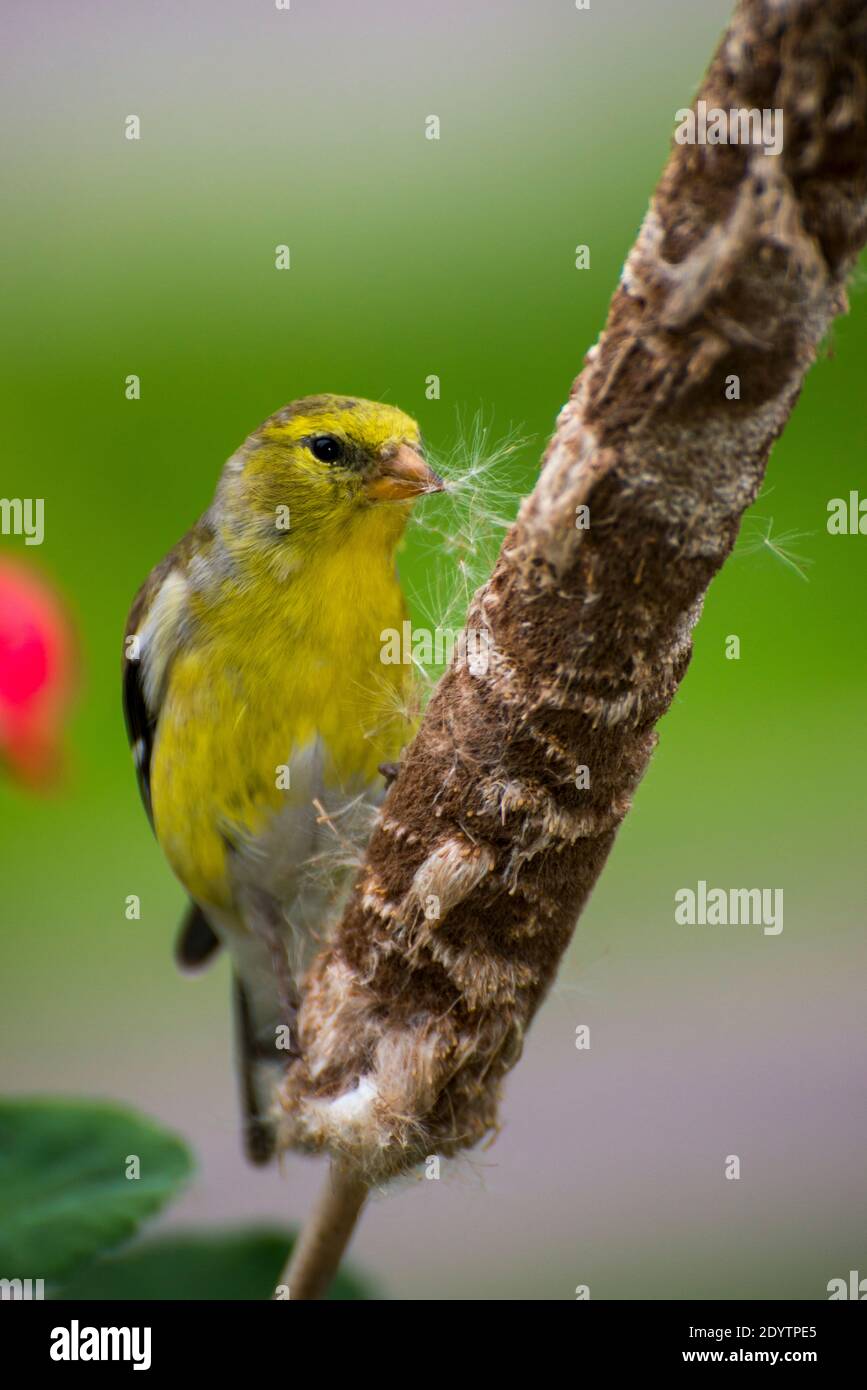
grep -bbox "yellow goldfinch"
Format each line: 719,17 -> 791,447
123,395 -> 443,1161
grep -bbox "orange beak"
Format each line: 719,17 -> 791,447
365,444 -> 445,501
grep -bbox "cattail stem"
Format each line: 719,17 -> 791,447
281,1162 -> 368,1300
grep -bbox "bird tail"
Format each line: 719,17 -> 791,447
174,899 -> 289,1165
232,975 -> 279,1165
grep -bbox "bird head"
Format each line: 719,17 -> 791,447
216,395 -> 444,557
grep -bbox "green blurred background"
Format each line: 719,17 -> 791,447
2,0 -> 865,1299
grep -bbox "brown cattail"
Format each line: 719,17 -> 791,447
276,0 -> 867,1188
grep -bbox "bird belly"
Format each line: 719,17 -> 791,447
225,736 -> 381,975
151,610 -> 410,916
154,697 -> 379,899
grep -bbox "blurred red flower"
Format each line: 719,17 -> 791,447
0,558 -> 77,788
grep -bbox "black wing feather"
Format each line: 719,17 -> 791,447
175,901 -> 222,971
122,654 -> 157,826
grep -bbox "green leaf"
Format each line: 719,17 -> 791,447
53,1228 -> 372,1300
0,1097 -> 192,1282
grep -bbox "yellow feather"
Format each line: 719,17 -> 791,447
147,397 -> 424,910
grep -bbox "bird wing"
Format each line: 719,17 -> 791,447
122,641 -> 157,827
123,515 -> 220,819
122,520 -> 223,966
123,544 -> 189,825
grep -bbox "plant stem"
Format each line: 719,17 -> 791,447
281,1161 -> 368,1300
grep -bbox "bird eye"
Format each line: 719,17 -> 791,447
309,434 -> 343,464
